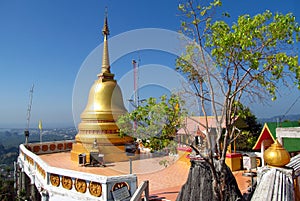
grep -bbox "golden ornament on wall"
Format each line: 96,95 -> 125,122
36,163 -> 46,178
62,176 -> 73,190
112,182 -> 129,191
263,139 -> 291,167
89,181 -> 102,197
75,178 -> 87,193
50,174 -> 60,187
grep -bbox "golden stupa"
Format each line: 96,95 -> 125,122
263,139 -> 290,167
71,14 -> 133,163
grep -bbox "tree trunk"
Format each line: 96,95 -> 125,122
176,160 -> 243,201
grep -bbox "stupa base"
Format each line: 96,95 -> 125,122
71,142 -> 133,164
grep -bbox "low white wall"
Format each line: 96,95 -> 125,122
17,143 -> 137,201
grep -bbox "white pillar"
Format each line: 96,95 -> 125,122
102,183 -> 108,201
21,170 -> 26,191
30,175 -> 36,201
261,140 -> 265,167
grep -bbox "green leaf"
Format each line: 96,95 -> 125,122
213,0 -> 222,6
178,4 -> 185,11
201,9 -> 207,16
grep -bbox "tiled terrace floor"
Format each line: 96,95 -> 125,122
39,152 -> 253,201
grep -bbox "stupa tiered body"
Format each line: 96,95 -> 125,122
71,16 -> 133,163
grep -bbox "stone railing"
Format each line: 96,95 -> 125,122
17,144 -> 137,201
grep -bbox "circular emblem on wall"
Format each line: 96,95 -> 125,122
62,176 -> 73,190
75,178 -> 87,193
89,181 -> 102,197
50,144 -> 56,151
42,145 -> 48,152
50,174 -> 60,187
112,182 -> 129,191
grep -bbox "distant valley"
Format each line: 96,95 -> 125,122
0,128 -> 77,170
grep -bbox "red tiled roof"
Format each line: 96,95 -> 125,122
177,116 -> 225,135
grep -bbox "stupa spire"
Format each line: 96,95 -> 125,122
101,9 -> 110,74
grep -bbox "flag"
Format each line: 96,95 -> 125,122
38,120 -> 42,131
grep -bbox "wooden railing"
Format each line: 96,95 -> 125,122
130,180 -> 149,201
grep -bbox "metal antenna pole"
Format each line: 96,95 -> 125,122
25,84 -> 34,144
132,60 -> 138,107
132,60 -> 138,132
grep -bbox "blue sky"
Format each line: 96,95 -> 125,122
0,0 -> 299,128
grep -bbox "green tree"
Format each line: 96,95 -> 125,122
176,0 -> 299,200
0,176 -> 15,201
233,103 -> 262,151
117,94 -> 186,152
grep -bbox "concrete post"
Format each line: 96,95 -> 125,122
17,169 -> 22,195
261,140 -> 265,167
278,137 -> 283,145
21,171 -> 26,191
102,183 -> 108,200
30,175 -> 36,201
30,184 -> 36,201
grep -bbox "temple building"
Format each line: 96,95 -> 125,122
253,121 -> 300,166
251,140 -> 300,200
15,14 -> 139,201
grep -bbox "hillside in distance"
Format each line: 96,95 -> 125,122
0,128 -> 77,168
0,128 -> 76,148
258,114 -> 300,124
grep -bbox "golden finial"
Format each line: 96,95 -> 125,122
100,7 -> 112,75
264,139 -> 290,167
102,7 -> 109,36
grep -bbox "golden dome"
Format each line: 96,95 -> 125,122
80,78 -> 127,120
263,139 -> 290,167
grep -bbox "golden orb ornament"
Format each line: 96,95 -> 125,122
263,139 -> 290,167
